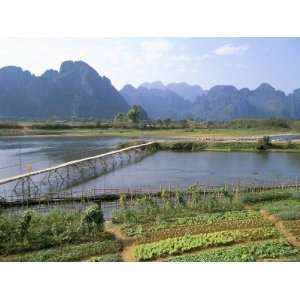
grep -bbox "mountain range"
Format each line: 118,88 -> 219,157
140,81 -> 204,102
1,60 -> 300,121
0,61 -> 129,119
121,81 -> 300,120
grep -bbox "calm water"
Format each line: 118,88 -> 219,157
1,136 -> 300,189
0,136 -> 128,179
74,151 -> 300,191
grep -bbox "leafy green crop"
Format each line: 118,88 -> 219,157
168,240 -> 299,262
135,218 -> 272,245
122,210 -> 262,237
134,227 -> 279,261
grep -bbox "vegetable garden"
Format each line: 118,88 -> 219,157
0,186 -> 299,262
112,187 -> 300,262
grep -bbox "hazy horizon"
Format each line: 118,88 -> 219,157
1,37 -> 300,93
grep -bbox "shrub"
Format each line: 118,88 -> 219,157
81,204 -> 104,233
241,191 -> 293,204
18,210 -> 34,241
256,136 -> 272,150
0,209 -> 107,255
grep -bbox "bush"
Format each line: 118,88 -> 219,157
81,204 -> 104,233
0,208 -> 107,255
256,136 -> 272,150
241,191 -> 293,204
18,210 -> 34,241
158,142 -> 207,152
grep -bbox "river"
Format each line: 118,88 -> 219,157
1,136 -> 300,189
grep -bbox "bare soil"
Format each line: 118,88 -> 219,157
105,222 -> 136,262
260,209 -> 300,248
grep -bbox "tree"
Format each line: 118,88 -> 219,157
164,118 -> 172,128
256,135 -> 272,150
114,112 -> 127,122
127,105 -> 140,123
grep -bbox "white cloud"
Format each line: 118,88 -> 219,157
214,44 -> 249,56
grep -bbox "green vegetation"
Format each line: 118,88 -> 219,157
241,191 -> 296,204
113,187 -> 300,262
0,118 -> 299,139
158,139 -> 300,153
0,204 -> 106,256
119,210 -> 262,238
1,184 -> 299,262
127,105 -> 141,123
252,198 -> 300,220
13,240 -> 121,262
168,240 -> 299,262
134,227 -> 279,261
113,187 -> 244,228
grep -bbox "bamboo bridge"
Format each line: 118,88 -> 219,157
0,141 -> 157,204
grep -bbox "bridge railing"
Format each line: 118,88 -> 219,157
2,180 -> 300,208
0,141 -> 158,202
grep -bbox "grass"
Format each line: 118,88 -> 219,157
0,125 -> 295,138
241,191 -> 296,204
12,239 -> 121,262
167,239 -> 299,262
250,197 -> 300,220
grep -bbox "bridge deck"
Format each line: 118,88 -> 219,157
0,141 -> 155,185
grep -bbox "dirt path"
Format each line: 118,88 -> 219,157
105,222 -> 136,262
260,209 -> 300,248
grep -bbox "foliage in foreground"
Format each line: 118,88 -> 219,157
168,240 -> 299,262
120,210 -> 262,237
12,240 -> 121,262
135,218 -> 272,245
134,227 -> 279,261
253,198 -> 300,220
0,204 -> 105,255
113,188 -> 243,226
241,191 -> 296,204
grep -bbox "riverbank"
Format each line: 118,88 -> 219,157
117,139 -> 300,153
0,126 -> 297,139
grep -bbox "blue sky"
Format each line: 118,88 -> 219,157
0,37 -> 299,93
